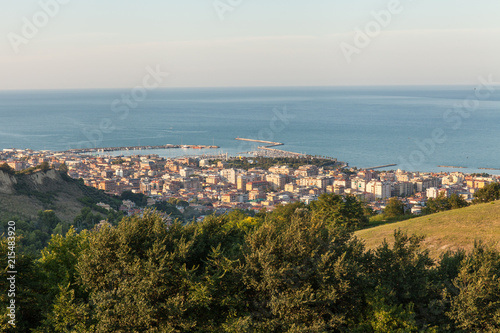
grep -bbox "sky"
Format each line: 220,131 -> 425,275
1,0 -> 499,89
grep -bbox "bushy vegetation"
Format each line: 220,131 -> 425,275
423,193 -> 469,214
210,156 -> 338,171
119,190 -> 149,207
2,194 -> 500,332
74,179 -> 122,210
472,182 -> 500,204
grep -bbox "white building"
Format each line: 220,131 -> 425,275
366,181 -> 392,199
180,167 -> 194,178
426,187 -> 439,199
220,168 -> 237,184
351,177 -> 366,192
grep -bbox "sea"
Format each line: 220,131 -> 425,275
1,86 -> 500,174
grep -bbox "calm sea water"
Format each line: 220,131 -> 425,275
1,86 -> 499,173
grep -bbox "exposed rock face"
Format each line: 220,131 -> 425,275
20,169 -> 65,192
0,170 -> 17,194
0,169 -> 87,221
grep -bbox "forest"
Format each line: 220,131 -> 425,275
1,193 -> 500,332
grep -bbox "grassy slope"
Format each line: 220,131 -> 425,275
0,170 -> 87,222
355,201 -> 500,259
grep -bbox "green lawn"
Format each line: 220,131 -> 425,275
356,200 -> 500,259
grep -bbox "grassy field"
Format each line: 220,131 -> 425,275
355,200 -> 500,259
0,169 -> 89,222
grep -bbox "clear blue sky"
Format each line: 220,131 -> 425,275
1,0 -> 499,89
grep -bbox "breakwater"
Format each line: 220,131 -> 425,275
234,138 -> 339,162
235,137 -> 305,157
66,144 -> 219,154
438,165 -> 468,169
363,164 -> 398,170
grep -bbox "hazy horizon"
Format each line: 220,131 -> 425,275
0,83 -> 494,93
1,1 -> 499,90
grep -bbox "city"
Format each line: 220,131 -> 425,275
1,146 -> 497,220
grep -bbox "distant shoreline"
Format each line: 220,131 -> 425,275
65,144 -> 220,154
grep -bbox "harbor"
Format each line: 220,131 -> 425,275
65,144 -> 220,155
235,137 -> 308,158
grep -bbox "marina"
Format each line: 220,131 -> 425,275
235,137 -> 307,158
65,144 -> 220,155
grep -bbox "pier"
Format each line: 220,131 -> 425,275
235,138 -> 283,147
66,144 -> 219,154
235,137 -> 340,162
235,137 -> 305,158
363,164 -> 398,170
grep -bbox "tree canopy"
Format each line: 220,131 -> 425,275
2,196 -> 500,332
473,182 -> 500,204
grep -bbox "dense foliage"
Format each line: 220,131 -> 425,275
423,193 -> 469,214
211,156 -> 338,171
383,197 -> 406,219
2,194 -> 500,331
472,182 -> 500,204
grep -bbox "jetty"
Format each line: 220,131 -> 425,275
235,137 -> 306,158
363,164 -> 397,170
235,138 -> 283,147
437,165 -> 468,169
234,138 -> 341,163
66,144 -> 219,154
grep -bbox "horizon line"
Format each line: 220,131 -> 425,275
0,83 -> 489,93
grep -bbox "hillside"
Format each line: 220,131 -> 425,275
356,201 -> 500,259
0,169 -> 107,222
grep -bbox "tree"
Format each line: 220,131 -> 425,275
424,193 -> 469,215
37,210 -> 62,234
364,230 -> 437,331
73,207 -> 102,230
34,228 -> 92,332
384,198 -> 406,219
73,211 -> 246,332
309,193 -> 369,231
0,238 -> 48,332
448,243 -> 500,331
40,161 -> 50,172
448,193 -> 469,210
237,210 -> 366,331
423,194 -> 451,214
0,162 -> 15,174
360,286 -> 420,332
37,227 -> 89,297
120,190 -> 148,207
58,163 -> 68,174
472,182 -> 500,204
153,201 -> 183,221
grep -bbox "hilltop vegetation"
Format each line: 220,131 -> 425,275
0,168 -> 93,222
3,194 -> 500,332
0,169 -> 127,255
210,156 -> 339,170
357,200 -> 500,259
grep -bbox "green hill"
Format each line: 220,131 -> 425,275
0,169 -> 118,222
356,200 -> 500,259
